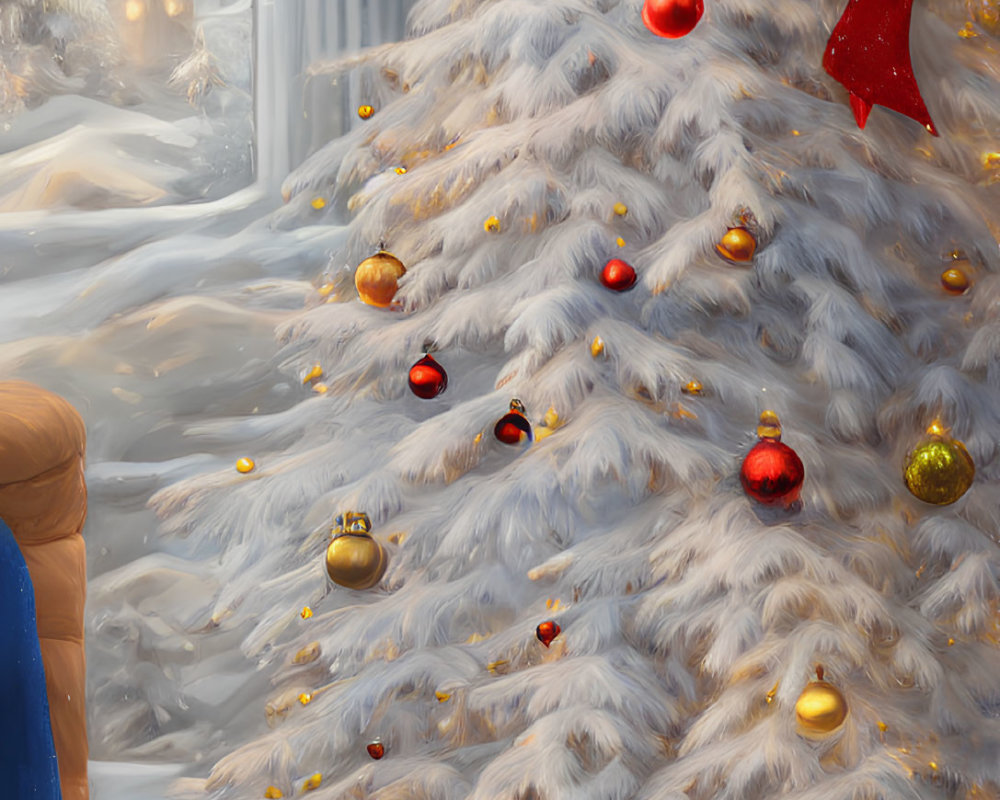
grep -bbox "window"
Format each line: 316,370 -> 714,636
0,0 -> 414,211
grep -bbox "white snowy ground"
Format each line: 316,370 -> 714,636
90,761 -> 186,799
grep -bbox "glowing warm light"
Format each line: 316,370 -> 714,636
125,0 -> 145,21
163,0 -> 185,16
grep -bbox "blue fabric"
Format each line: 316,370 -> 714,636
0,518 -> 62,799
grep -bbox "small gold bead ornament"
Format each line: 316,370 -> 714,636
236,457 -> 255,474
795,666 -> 848,737
941,267 -> 970,293
716,227 -> 757,263
357,104 -> 374,119
325,512 -> 388,590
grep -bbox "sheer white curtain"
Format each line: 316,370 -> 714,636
254,0 -> 413,194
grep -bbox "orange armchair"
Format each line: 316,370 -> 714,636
0,381 -> 89,800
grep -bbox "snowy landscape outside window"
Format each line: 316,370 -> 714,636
0,0 -> 414,209
0,0 -> 254,208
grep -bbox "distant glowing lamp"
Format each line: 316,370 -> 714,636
163,0 -> 185,17
125,0 -> 146,21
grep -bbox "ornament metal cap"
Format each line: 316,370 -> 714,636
925,419 -> 948,438
756,410 -> 782,440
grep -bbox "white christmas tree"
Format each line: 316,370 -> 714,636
82,0 -> 1000,798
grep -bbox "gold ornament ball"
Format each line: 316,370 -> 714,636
904,436 -> 975,505
941,267 -> 970,294
236,457 -> 255,473
795,673 -> 848,736
358,104 -> 374,119
355,251 -> 406,307
325,530 -> 387,589
716,227 -> 757,263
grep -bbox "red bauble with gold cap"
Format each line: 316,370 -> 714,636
740,411 -> 804,506
408,354 -> 448,399
495,399 -> 532,445
642,0 -> 704,38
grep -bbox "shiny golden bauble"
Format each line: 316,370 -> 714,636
716,227 -> 757,263
355,251 -> 406,307
795,669 -> 848,736
325,530 -> 387,589
904,431 -> 975,505
941,267 -> 970,293
357,104 -> 374,119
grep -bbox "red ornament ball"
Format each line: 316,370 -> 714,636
642,0 -> 704,38
740,439 -> 804,505
366,740 -> 385,760
600,258 -> 637,292
536,620 -> 561,648
408,354 -> 448,399
494,412 -> 532,445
